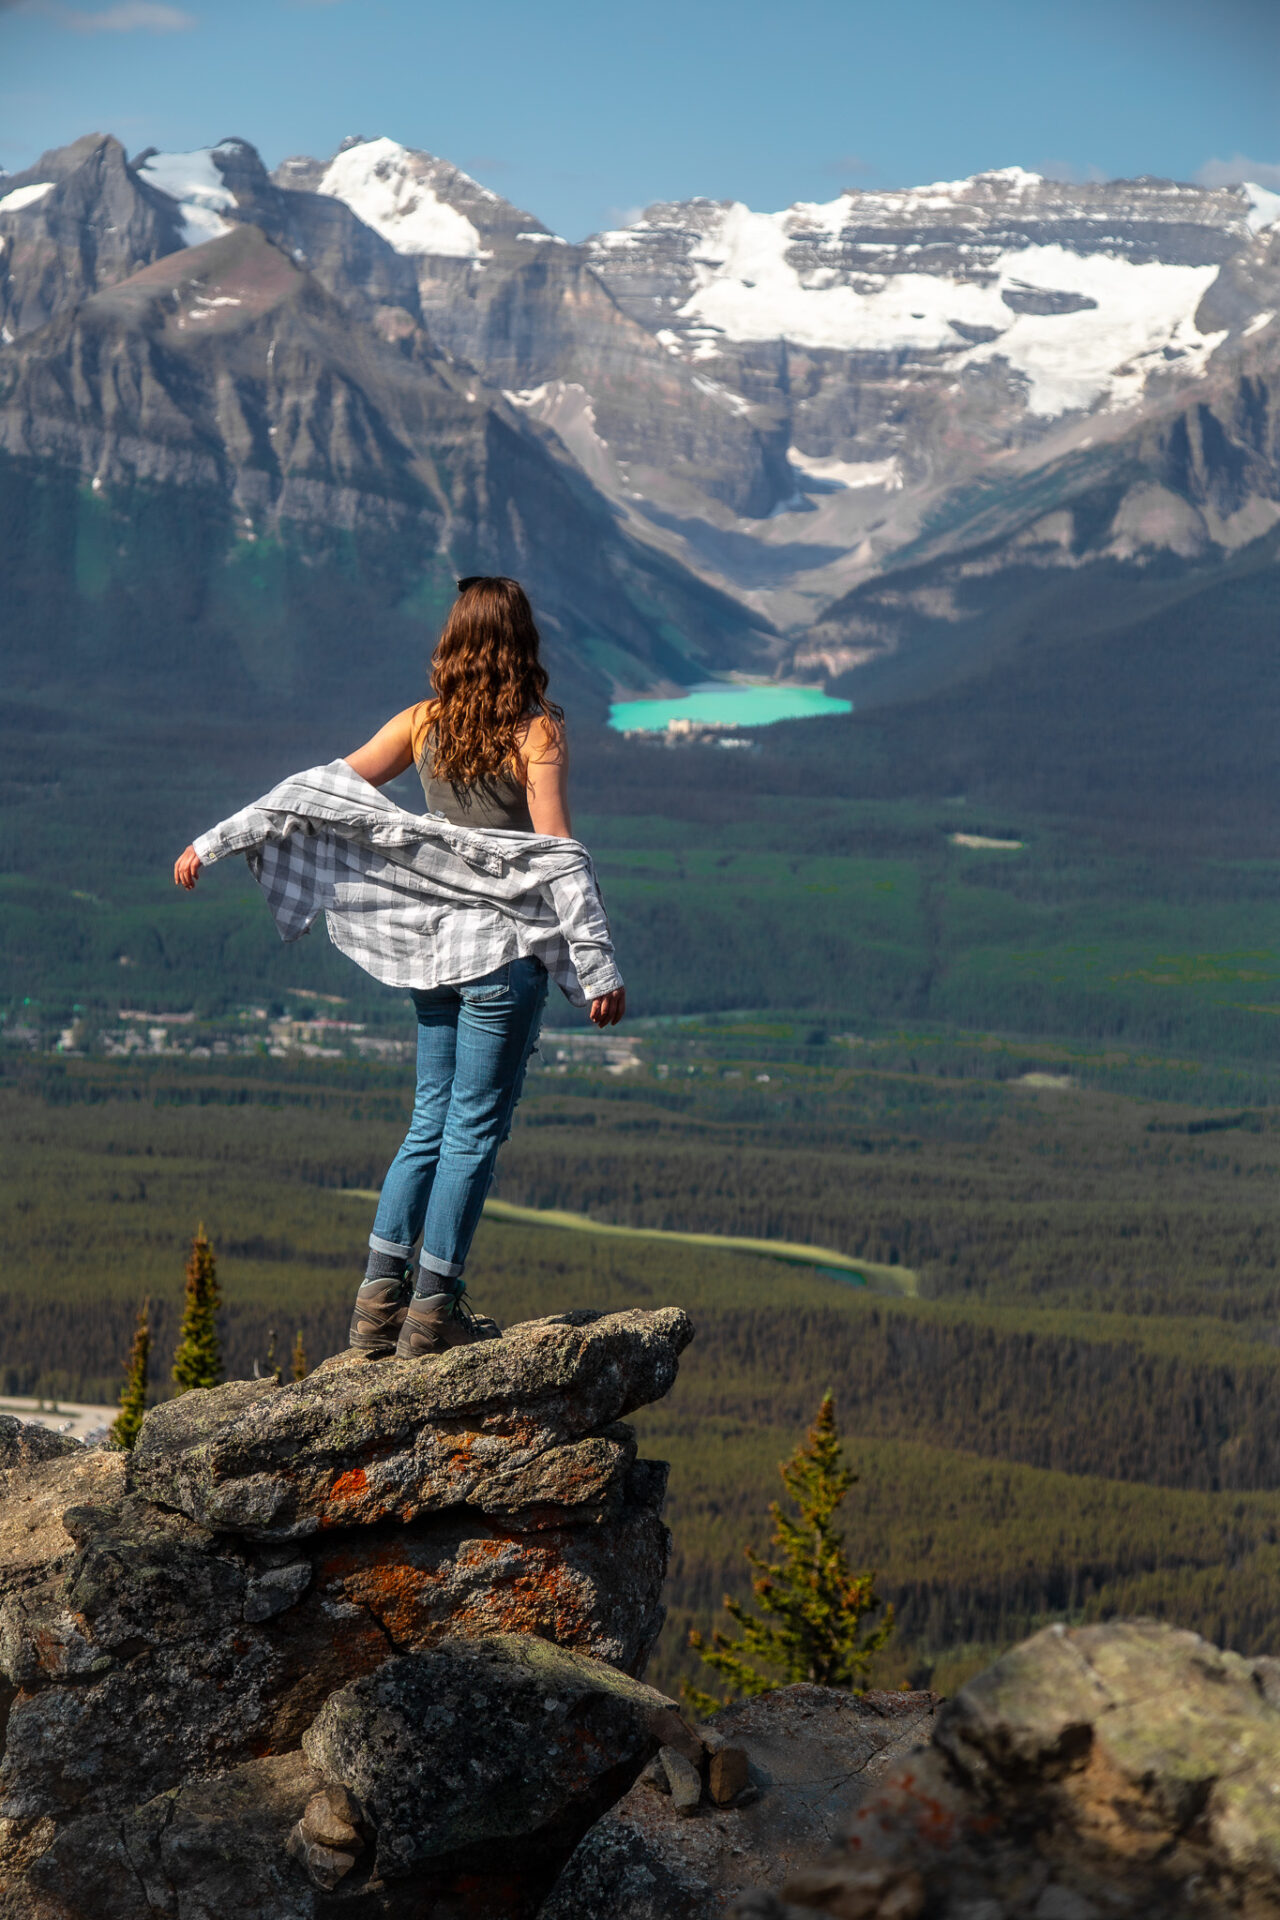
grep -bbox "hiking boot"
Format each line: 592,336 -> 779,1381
394,1288 -> 502,1360
347,1274 -> 412,1357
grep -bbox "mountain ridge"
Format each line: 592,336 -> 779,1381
1,126 -> 1277,725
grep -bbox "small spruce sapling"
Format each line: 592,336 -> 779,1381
291,1329 -> 308,1382
684,1392 -> 893,1716
110,1299 -> 151,1451
172,1225 -> 223,1394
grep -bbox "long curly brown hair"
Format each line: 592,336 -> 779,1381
424,577 -> 563,785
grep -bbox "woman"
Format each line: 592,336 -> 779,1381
175,576 -> 624,1363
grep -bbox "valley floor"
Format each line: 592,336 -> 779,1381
5,1009 -> 1279,1699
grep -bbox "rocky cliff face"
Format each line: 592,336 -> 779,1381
0,133 -> 774,713
0,1306 -> 694,1918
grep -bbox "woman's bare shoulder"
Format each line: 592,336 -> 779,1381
408,698 -> 437,756
520,711 -> 567,761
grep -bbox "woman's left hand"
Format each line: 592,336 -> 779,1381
174,846 -> 202,890
589,988 -> 626,1028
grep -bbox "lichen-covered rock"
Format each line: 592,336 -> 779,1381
742,1621 -> 1280,1920
305,1475 -> 668,1671
540,1685 -> 941,1920
303,1634 -> 678,1880
0,1307 -> 692,1918
130,1308 -> 693,1538
937,1619 -> 1280,1901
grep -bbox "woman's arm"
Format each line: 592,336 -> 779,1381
344,706 -> 418,787
523,715 -> 572,838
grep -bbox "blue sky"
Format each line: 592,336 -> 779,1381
2,0 -> 1276,238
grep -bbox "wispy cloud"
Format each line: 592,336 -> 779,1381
1197,153 -> 1280,190
65,2 -> 196,28
8,0 -> 197,26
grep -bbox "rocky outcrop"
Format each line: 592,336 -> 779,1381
8,1342 -> 1280,1920
727,1620 -> 1280,1919
541,1684 -> 941,1920
0,1307 -> 694,1919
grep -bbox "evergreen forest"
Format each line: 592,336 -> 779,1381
3,677 -> 1279,1698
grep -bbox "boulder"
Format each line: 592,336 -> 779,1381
539,1684 -> 941,1920
0,1308 -> 693,1918
303,1634 -> 682,1881
735,1620 -> 1280,1920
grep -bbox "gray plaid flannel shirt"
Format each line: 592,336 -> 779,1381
192,761 -> 624,1007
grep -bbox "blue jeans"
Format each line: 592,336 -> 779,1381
370,957 -> 548,1287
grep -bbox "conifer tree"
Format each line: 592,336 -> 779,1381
291,1329 -> 308,1382
110,1299 -> 150,1451
685,1393 -> 893,1716
172,1225 -> 222,1394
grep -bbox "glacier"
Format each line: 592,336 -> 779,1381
317,137 -> 486,259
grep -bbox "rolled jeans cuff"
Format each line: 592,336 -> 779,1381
418,1248 -> 465,1283
369,1231 -> 414,1259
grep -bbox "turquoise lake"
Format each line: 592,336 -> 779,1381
608,684 -> 852,732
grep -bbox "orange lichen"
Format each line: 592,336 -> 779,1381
327,1467 -> 368,1502
309,1532 -> 599,1653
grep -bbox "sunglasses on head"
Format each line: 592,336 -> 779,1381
456,575 -> 503,592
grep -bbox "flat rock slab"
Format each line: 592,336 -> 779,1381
539,1684 -> 940,1920
16,1750 -> 325,1920
129,1308 -> 693,1539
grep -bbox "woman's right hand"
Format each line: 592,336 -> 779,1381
174,846 -> 202,890
589,988 -> 626,1028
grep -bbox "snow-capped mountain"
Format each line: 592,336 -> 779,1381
0,134 -> 770,716
576,170 -> 1280,626
586,169 -> 1276,409
290,140 -> 1280,634
0,128 -> 1277,715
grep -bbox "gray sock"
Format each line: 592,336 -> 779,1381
364,1249 -> 409,1285
412,1280 -> 459,1305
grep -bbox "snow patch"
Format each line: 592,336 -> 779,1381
0,181 -> 55,214
790,450 -> 903,490
1243,310 -> 1275,337
517,230 -> 567,244
318,137 -> 484,259
690,374 -> 752,415
674,205 -> 1224,415
136,147 -> 234,247
186,294 -> 242,321
1243,183 -> 1280,232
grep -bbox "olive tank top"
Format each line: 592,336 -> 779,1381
411,703 -> 535,832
